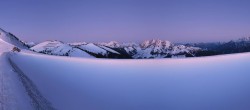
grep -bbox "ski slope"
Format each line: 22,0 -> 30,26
9,51 -> 250,110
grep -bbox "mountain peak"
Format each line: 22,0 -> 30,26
140,39 -> 172,49
98,41 -> 120,48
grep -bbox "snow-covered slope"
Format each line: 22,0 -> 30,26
10,52 -> 250,110
0,28 -> 28,49
78,43 -> 108,55
0,38 -> 33,109
78,43 -> 121,55
31,41 -> 94,58
99,45 -> 120,54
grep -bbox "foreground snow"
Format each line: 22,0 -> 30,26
1,28 -> 250,110
10,52 -> 250,110
0,39 -> 32,109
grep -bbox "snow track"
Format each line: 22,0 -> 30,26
8,56 -> 55,110
0,53 -> 32,110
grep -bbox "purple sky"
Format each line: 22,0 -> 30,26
1,0 -> 250,43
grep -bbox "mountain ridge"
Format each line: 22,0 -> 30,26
29,39 -> 202,59
0,28 -> 29,49
1,28 -> 250,59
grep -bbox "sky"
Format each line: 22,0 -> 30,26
1,0 -> 250,43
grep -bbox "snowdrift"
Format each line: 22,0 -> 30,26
10,52 -> 250,110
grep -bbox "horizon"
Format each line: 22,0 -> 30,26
1,0 -> 250,43
1,27 -> 249,44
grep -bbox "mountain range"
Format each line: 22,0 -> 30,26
30,39 -> 203,59
1,28 -> 250,59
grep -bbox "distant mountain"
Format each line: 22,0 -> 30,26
30,39 -> 202,59
71,42 -> 131,58
130,39 -> 201,58
217,37 -> 250,54
30,40 -> 94,58
30,40 -> 131,58
97,41 -> 121,48
187,37 -> 250,56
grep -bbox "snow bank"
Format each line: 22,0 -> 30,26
10,52 -> 250,110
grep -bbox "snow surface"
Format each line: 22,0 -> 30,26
0,39 -> 32,109
10,51 -> 250,110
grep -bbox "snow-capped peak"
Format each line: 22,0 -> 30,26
98,41 -> 120,48
24,42 -> 36,47
31,40 -> 94,58
31,40 -> 65,52
140,39 -> 172,49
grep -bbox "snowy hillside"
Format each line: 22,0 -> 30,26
31,40 -> 94,58
8,51 -> 250,110
0,28 -> 28,49
78,43 -> 109,55
0,37 -> 33,109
